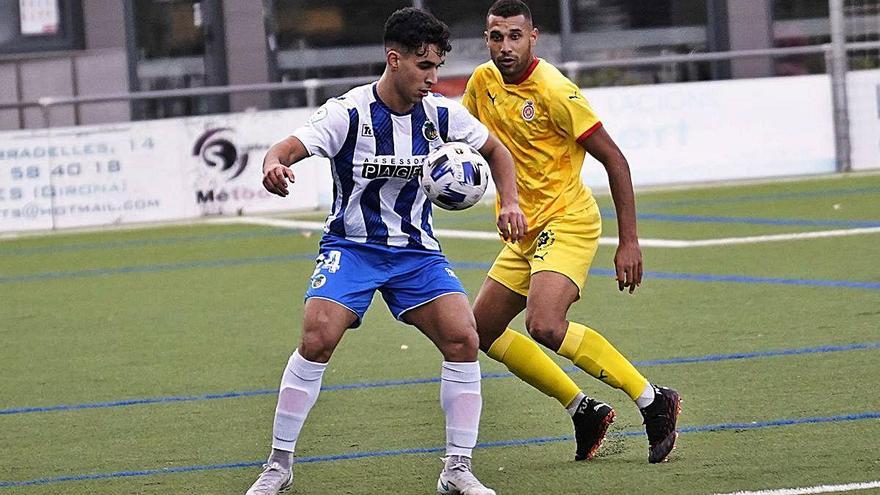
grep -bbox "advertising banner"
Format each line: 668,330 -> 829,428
2,73 -> 873,235
0,110 -> 334,233
848,68 -> 880,171
0,122 -> 197,232
180,109 -> 328,217
581,74 -> 838,189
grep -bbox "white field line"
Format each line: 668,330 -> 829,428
211,217 -> 880,248
709,480 -> 880,495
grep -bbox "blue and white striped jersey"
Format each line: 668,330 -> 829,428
293,83 -> 490,251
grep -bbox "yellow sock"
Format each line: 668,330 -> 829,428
557,322 -> 649,400
486,328 -> 581,407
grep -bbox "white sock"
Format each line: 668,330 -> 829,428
271,349 -> 327,452
440,361 -> 482,458
566,391 -> 587,417
635,382 -> 656,409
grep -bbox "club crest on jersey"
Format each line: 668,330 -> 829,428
422,120 -> 439,141
521,100 -> 536,121
309,107 -> 327,124
537,230 -> 555,250
309,274 -> 326,289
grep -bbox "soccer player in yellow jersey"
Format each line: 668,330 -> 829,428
463,0 -> 680,464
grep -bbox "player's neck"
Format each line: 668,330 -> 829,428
375,75 -> 414,114
501,56 -> 539,85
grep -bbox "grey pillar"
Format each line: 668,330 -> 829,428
828,0 -> 851,171
559,0 -> 573,64
706,0 -> 730,79
726,0 -> 773,78
83,0 -> 126,49
223,0 -> 272,111
79,0 -> 129,124
203,0 -> 230,113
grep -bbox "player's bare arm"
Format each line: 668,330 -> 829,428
581,126 -> 643,293
262,136 -> 309,197
479,134 -> 528,242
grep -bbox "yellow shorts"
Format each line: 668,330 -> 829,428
487,200 -> 601,297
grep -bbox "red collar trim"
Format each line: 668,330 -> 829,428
511,57 -> 540,85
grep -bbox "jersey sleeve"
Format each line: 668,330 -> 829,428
292,100 -> 353,158
447,98 -> 490,150
549,81 -> 603,144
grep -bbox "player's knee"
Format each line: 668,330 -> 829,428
298,327 -> 336,362
440,328 -> 479,361
298,334 -> 333,362
525,313 -> 566,349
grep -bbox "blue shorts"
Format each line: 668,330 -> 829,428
304,236 -> 466,328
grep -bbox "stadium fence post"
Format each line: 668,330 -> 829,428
828,0 -> 852,172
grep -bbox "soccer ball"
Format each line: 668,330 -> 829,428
421,142 -> 489,211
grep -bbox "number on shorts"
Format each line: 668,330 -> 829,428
312,250 -> 342,276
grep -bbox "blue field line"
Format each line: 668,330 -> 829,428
0,229 -> 300,256
638,185 -> 880,209
600,209 -> 880,228
630,269 -> 880,290
1,411 -> 877,488
4,255 -> 879,291
0,254 -> 315,283
2,342 -> 877,417
460,263 -> 880,290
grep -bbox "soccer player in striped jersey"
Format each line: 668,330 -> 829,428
244,7 -> 526,495
463,0 -> 681,464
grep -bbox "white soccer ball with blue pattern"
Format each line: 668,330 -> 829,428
421,142 -> 490,211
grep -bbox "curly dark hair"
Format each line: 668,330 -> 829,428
383,7 -> 452,56
488,0 -> 532,23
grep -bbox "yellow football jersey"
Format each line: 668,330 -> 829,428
463,58 -> 602,231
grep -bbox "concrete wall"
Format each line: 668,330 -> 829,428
0,0 -> 128,129
727,0 -> 774,78
75,49 -> 130,124
222,0 -> 271,112
0,65 -> 20,130
83,0 -> 126,50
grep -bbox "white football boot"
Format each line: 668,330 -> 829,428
437,455 -> 496,495
244,461 -> 292,495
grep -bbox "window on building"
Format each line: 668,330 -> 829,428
269,0 -> 411,105
772,0 -> 879,74
0,0 -> 83,55
570,0 -> 709,86
128,0 -> 228,119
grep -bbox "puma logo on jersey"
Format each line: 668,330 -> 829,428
487,91 -> 496,105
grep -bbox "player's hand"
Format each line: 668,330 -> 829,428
497,203 -> 527,242
262,164 -> 296,197
614,241 -> 643,294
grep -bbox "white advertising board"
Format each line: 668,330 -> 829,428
848,68 -> 880,171
581,74 -> 838,189
1,73 -> 870,234
180,109 -> 327,216
0,121 -> 197,232
0,109 -> 333,233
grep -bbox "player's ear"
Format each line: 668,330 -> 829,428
386,49 -> 398,70
483,30 -> 489,45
